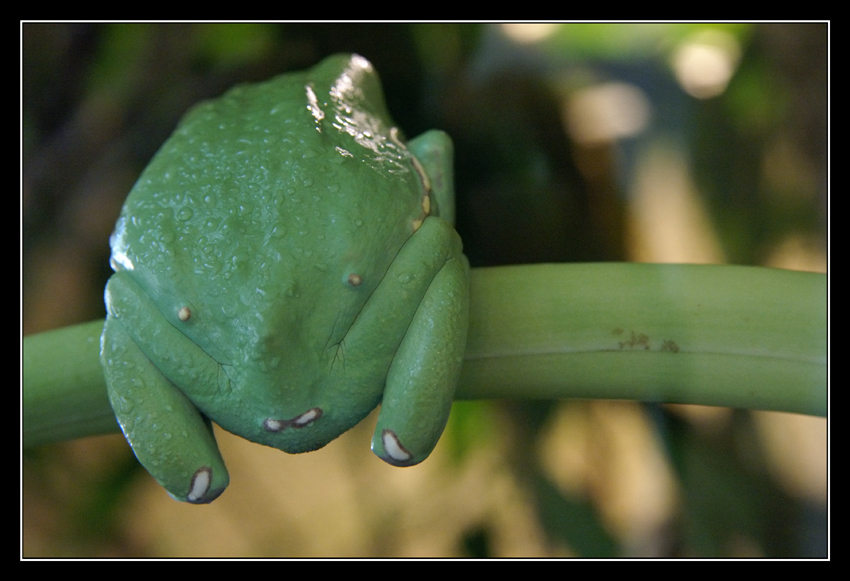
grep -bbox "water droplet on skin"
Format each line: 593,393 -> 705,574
177,207 -> 194,221
114,395 -> 135,415
334,147 -> 352,160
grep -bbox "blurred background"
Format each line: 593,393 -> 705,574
22,22 -> 827,557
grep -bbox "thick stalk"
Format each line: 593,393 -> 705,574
22,263 -> 827,448
457,263 -> 826,416
22,319 -> 115,447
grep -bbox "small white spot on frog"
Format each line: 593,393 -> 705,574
187,467 -> 211,503
293,408 -> 321,427
177,306 -> 191,322
347,273 -> 363,287
263,407 -> 323,432
263,418 -> 285,431
382,429 -> 412,464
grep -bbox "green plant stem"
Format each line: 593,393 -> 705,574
457,263 -> 826,415
22,263 -> 827,449
22,319 -> 114,447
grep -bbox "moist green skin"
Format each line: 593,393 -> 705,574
100,54 -> 469,503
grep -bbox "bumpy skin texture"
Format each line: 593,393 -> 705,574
100,54 -> 469,503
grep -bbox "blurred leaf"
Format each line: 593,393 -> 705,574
532,473 -> 618,557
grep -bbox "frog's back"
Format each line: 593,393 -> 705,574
110,54 -> 428,366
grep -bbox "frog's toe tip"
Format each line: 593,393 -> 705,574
374,429 -> 421,467
167,466 -> 227,504
263,407 -> 323,432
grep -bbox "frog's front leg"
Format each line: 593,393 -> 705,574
101,273 -> 229,503
370,219 -> 470,466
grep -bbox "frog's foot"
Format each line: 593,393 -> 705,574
370,244 -> 469,468
101,312 -> 230,504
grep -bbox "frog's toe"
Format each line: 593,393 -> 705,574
263,407 -> 323,431
373,429 -> 421,467
178,467 -> 226,504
